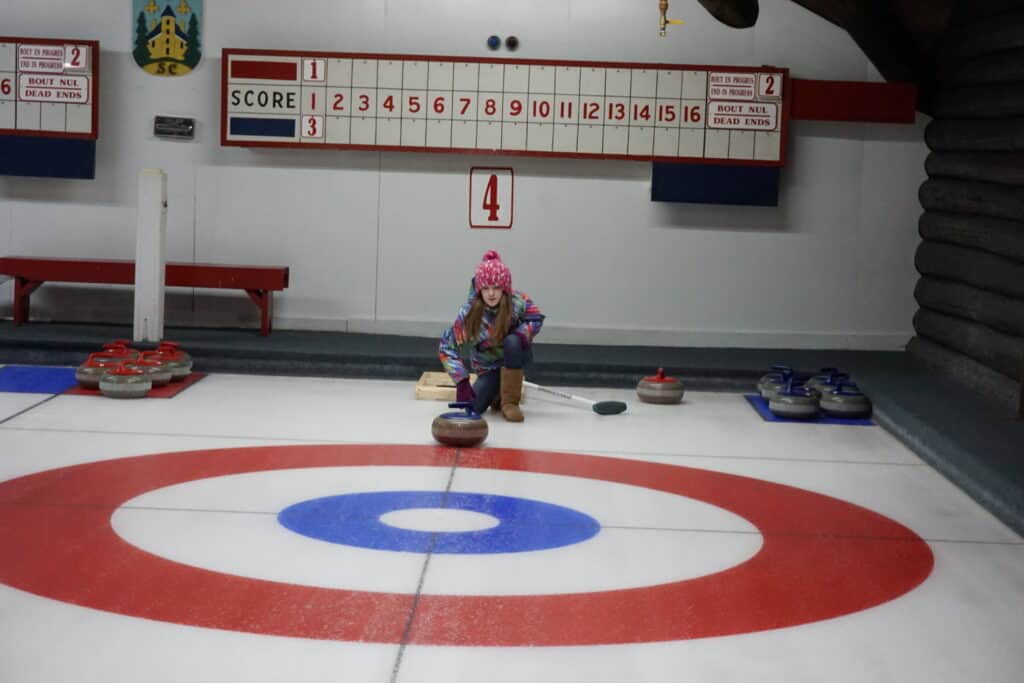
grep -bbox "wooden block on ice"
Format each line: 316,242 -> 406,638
415,371 -> 477,400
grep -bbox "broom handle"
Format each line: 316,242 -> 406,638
523,381 -> 595,406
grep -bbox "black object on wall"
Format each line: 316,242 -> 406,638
651,162 -> 780,206
0,136 -> 96,179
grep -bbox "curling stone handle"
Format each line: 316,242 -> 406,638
447,401 -> 481,417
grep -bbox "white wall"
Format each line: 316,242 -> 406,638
0,0 -> 928,349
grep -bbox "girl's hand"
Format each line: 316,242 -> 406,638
456,379 -> 475,402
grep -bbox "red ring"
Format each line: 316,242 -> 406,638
0,445 -> 932,646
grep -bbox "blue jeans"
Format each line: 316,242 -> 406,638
472,334 -> 532,415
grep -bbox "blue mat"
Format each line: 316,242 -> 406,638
744,394 -> 874,426
0,365 -> 79,394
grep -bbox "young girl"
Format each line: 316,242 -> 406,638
439,250 -> 544,422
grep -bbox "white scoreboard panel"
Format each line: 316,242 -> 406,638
0,37 -> 99,139
222,49 -> 790,166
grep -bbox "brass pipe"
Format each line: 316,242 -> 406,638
658,0 -> 683,36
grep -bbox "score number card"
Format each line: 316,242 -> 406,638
0,37 -> 99,139
222,49 -> 788,166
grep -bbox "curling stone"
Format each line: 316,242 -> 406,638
758,364 -> 795,399
811,372 -> 850,397
768,379 -> 820,420
820,382 -> 873,419
759,366 -> 795,401
757,364 -> 792,392
432,402 -> 488,447
75,352 -> 127,389
637,368 -> 685,404
157,341 -> 192,365
806,368 -> 849,394
149,348 -> 192,382
101,341 -> 140,360
99,363 -> 152,399
125,358 -> 173,388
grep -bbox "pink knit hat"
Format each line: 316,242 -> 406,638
474,250 -> 512,293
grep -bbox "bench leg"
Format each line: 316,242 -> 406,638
13,277 -> 43,325
245,289 -> 273,336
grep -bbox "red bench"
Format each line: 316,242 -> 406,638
0,256 -> 289,336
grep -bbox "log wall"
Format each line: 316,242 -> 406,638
912,1 -> 1024,415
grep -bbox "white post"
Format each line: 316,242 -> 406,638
133,168 -> 167,342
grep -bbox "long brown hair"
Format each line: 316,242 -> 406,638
464,292 -> 512,342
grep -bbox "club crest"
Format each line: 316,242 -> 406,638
132,0 -> 203,76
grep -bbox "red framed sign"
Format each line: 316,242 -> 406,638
470,167 -> 513,229
221,49 -> 789,166
0,37 -> 100,139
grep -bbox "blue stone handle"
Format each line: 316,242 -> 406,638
447,401 -> 481,418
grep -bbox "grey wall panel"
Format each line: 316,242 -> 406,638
933,83 -> 1024,119
915,277 -> 1024,337
925,118 -> 1024,152
940,48 -> 1024,87
913,308 -> 1022,379
949,0 -> 1024,23
915,241 -> 1024,298
939,10 -> 1024,62
925,152 -> 1024,186
911,0 -> 1024,410
907,336 -> 1020,412
919,211 -> 1024,262
919,178 -> 1024,222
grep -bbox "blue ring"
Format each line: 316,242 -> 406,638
277,491 -> 601,554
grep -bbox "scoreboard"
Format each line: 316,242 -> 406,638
222,49 -> 789,166
0,37 -> 99,139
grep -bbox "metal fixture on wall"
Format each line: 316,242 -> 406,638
658,0 -> 684,36
153,115 -> 196,140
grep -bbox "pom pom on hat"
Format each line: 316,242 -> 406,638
474,250 -> 512,293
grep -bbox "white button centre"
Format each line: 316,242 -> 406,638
379,508 -> 501,533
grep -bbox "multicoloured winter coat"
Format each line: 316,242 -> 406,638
439,283 -> 545,384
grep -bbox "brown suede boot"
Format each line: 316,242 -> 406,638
499,368 -> 525,422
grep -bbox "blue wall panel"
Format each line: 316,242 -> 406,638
0,136 -> 96,179
651,163 -> 780,206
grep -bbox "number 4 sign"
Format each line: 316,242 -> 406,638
470,167 -> 514,229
